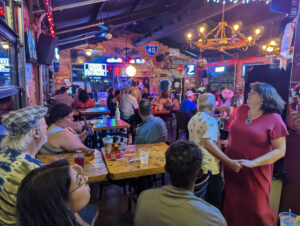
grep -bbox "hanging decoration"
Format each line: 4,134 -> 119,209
261,40 -> 280,55
45,0 -> 56,37
186,5 -> 262,52
206,0 -> 270,4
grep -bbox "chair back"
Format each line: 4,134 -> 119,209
194,171 -> 212,199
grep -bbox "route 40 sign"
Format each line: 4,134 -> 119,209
145,42 -> 158,56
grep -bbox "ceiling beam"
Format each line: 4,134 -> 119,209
33,0 -> 108,13
56,1 -> 179,39
133,2 -> 243,46
58,35 -> 96,46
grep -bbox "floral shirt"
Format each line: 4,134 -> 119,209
0,147 -> 43,225
188,112 -> 220,174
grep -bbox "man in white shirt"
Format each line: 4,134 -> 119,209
188,93 -> 242,209
119,87 -> 139,121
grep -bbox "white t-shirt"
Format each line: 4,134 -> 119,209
188,112 -> 220,174
119,94 -> 138,120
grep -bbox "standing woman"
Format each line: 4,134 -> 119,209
223,82 -> 288,226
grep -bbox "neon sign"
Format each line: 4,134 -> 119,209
187,65 -> 195,75
84,63 -> 107,76
0,58 -> 9,72
106,57 -> 123,63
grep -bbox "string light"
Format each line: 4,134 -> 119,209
206,0 -> 270,4
45,0 -> 56,37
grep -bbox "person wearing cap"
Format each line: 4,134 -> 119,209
179,90 -> 197,114
0,106 -> 48,225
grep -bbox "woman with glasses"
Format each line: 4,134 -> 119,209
17,159 -> 97,226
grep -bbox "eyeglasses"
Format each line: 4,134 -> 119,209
70,167 -> 88,193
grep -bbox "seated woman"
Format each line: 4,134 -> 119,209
158,90 -> 172,111
39,103 -> 95,155
17,159 -> 98,226
74,90 -> 96,109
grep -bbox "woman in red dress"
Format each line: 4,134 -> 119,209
223,82 -> 288,226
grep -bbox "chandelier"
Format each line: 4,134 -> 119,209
261,40 -> 280,55
186,5 -> 262,52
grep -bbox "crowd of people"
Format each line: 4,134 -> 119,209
0,81 -> 289,226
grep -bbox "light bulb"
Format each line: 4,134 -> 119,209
248,36 -> 253,41
255,28 -> 261,35
199,27 -> 205,33
270,40 -> 276,46
233,24 -> 239,31
267,46 -> 274,52
187,33 -> 192,40
262,45 -> 266,50
2,43 -> 9,49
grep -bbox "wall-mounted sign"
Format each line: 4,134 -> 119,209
145,41 -> 158,56
169,48 -> 180,57
113,77 -> 132,90
187,65 -> 195,75
84,63 -> 107,76
215,66 -> 225,73
171,59 -> 187,65
114,66 -> 121,76
106,57 -> 123,63
0,58 -> 9,72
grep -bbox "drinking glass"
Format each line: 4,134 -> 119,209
73,151 -> 85,167
139,148 -> 150,164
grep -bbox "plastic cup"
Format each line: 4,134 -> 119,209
139,148 -> 150,164
73,151 -> 85,168
279,212 -> 300,226
103,115 -> 107,124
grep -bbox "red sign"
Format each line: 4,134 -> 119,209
114,66 -> 121,76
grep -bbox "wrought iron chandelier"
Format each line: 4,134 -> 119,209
186,5 -> 262,52
261,40 -> 280,55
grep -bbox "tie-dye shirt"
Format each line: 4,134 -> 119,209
0,147 -> 43,225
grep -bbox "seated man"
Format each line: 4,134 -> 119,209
119,87 -> 139,121
179,90 -> 197,114
135,99 -> 167,144
0,106 -> 48,225
52,87 -> 74,107
135,140 -> 227,226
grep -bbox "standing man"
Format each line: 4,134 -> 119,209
179,90 -> 197,114
188,93 -> 241,210
0,106 -> 48,225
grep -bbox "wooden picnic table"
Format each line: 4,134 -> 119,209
91,119 -> 130,131
37,150 -> 108,183
101,142 -> 169,180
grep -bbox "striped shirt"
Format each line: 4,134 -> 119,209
0,147 -> 43,225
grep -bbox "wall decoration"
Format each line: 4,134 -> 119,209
24,28 -> 37,63
113,77 -> 132,90
159,79 -> 171,92
145,41 -> 158,56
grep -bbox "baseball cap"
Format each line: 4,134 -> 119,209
2,106 -> 48,136
186,90 -> 194,97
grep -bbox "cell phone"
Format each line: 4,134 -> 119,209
83,119 -> 94,135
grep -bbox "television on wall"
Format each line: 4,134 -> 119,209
84,63 -> 107,77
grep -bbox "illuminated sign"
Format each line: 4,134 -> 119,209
84,63 -> 107,76
187,65 -> 195,75
106,57 -> 123,63
215,66 -> 225,73
0,58 -> 9,72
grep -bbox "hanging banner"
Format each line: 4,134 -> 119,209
113,77 -> 132,90
287,16 -> 300,134
145,41 -> 158,56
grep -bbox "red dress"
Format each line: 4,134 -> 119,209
223,105 -> 288,226
74,98 -> 96,109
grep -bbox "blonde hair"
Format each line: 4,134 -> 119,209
1,128 -> 34,152
197,93 -> 216,111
